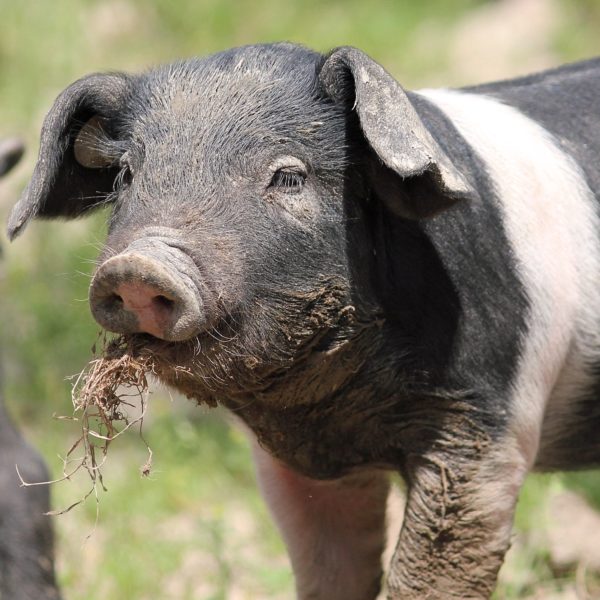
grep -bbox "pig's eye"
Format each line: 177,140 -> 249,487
269,168 -> 306,192
267,157 -> 308,194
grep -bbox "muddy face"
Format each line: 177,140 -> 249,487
87,46 -> 373,406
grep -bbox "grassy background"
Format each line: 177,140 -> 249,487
1,1 -> 600,598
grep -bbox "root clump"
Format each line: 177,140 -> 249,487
72,334 -> 155,478
19,334 -> 157,516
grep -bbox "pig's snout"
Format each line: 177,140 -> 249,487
89,252 -> 204,342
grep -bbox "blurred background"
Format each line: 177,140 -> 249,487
1,0 -> 600,598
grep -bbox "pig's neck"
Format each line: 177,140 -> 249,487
215,306 -> 432,478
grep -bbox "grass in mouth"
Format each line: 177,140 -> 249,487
18,334 -> 155,517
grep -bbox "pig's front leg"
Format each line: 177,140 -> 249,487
386,445 -> 528,600
253,442 -> 390,600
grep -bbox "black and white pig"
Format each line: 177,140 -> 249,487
0,138 -> 61,600
7,44 -> 600,599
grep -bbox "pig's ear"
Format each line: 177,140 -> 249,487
7,73 -> 130,240
320,47 -> 476,219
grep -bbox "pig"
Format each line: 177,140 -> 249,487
7,43 -> 600,599
0,138 -> 61,599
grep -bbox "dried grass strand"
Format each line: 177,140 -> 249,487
17,333 -> 155,518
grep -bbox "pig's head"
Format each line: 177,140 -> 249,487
7,44 -> 473,406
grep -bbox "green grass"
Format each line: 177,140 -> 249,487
2,1 -> 600,598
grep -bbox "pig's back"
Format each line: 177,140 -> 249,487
466,57 -> 600,203
414,76 -> 600,471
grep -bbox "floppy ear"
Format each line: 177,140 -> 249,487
7,73 -> 131,240
320,47 -> 476,219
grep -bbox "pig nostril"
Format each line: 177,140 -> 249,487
110,293 -> 124,308
153,294 -> 175,311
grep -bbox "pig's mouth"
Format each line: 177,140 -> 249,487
118,310 -> 244,373
121,322 -> 223,364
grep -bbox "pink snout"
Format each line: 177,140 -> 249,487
89,253 -> 203,341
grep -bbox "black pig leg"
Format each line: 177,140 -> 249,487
386,443 -> 527,600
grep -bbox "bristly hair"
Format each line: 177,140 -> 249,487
72,116 -> 130,168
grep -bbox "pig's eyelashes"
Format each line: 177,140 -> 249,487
269,168 -> 306,193
267,156 -> 308,193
